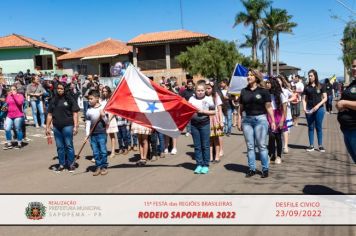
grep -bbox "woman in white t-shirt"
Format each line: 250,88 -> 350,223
189,81 -> 216,174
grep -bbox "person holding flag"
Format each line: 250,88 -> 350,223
86,90 -> 109,176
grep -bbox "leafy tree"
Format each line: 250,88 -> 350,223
176,40 -> 244,81
233,0 -> 271,61
342,20 -> 356,75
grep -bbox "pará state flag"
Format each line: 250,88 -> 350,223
104,64 -> 197,138
228,64 -> 248,96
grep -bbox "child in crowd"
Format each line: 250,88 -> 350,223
86,90 -> 109,176
267,78 -> 287,164
189,80 -> 216,174
205,80 -> 224,163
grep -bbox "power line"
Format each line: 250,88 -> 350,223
335,0 -> 356,15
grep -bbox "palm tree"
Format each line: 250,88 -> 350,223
274,10 -> 297,75
262,7 -> 279,75
234,0 -> 271,61
239,34 -> 254,49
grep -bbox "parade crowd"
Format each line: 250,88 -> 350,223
0,60 -> 355,177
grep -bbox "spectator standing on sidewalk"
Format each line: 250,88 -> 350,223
27,74 -> 45,128
3,85 -> 25,150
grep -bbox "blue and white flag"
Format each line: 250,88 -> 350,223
228,64 -> 248,96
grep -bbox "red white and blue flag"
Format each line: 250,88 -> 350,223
104,65 -> 197,138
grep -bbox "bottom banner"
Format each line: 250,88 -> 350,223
1,195 -> 356,225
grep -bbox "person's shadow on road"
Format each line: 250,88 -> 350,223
303,185 -> 344,194
224,163 -> 249,174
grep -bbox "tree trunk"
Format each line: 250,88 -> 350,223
268,36 -> 273,76
276,33 -> 280,75
252,24 -> 258,61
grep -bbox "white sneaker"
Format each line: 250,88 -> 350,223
185,132 -> 190,137
275,156 -> 282,164
170,148 -> 177,155
283,147 -> 289,154
164,148 -> 169,154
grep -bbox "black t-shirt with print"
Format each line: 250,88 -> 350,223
337,80 -> 356,130
47,96 -> 80,128
302,84 -> 326,109
239,86 -> 271,116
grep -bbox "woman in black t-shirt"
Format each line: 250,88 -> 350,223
237,69 -> 275,178
302,69 -> 327,152
45,83 -> 80,172
336,59 -> 356,163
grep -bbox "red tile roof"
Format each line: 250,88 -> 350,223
128,29 -> 212,45
57,38 -> 132,61
0,34 -> 67,52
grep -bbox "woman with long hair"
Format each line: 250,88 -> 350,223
100,86 -> 118,159
276,75 -> 296,154
205,80 -> 224,163
3,85 -> 25,150
267,78 -> 288,164
46,83 -> 80,172
237,69 -> 275,178
302,69 -> 327,152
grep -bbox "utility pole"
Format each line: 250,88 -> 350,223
180,0 -> 184,29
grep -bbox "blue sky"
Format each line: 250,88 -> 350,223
0,0 -> 353,78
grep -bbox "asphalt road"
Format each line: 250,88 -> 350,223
0,112 -> 355,235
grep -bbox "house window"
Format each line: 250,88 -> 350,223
35,55 -> 53,70
76,65 -> 87,75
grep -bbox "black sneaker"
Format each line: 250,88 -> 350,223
68,165 -> 76,173
3,143 -> 13,150
245,170 -> 256,178
261,170 -> 269,178
318,146 -> 326,153
54,165 -> 65,172
306,146 -> 314,152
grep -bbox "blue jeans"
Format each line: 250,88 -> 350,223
242,115 -> 269,172
224,107 -> 233,134
90,133 -> 108,169
342,129 -> 356,163
23,100 -> 28,120
306,107 -> 325,146
186,121 -> 191,134
158,132 -> 166,153
191,123 -> 210,167
326,95 -> 333,112
4,117 -> 24,142
117,125 -> 129,149
83,100 -> 89,120
127,129 -> 138,146
30,100 -> 45,126
53,126 -> 75,167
